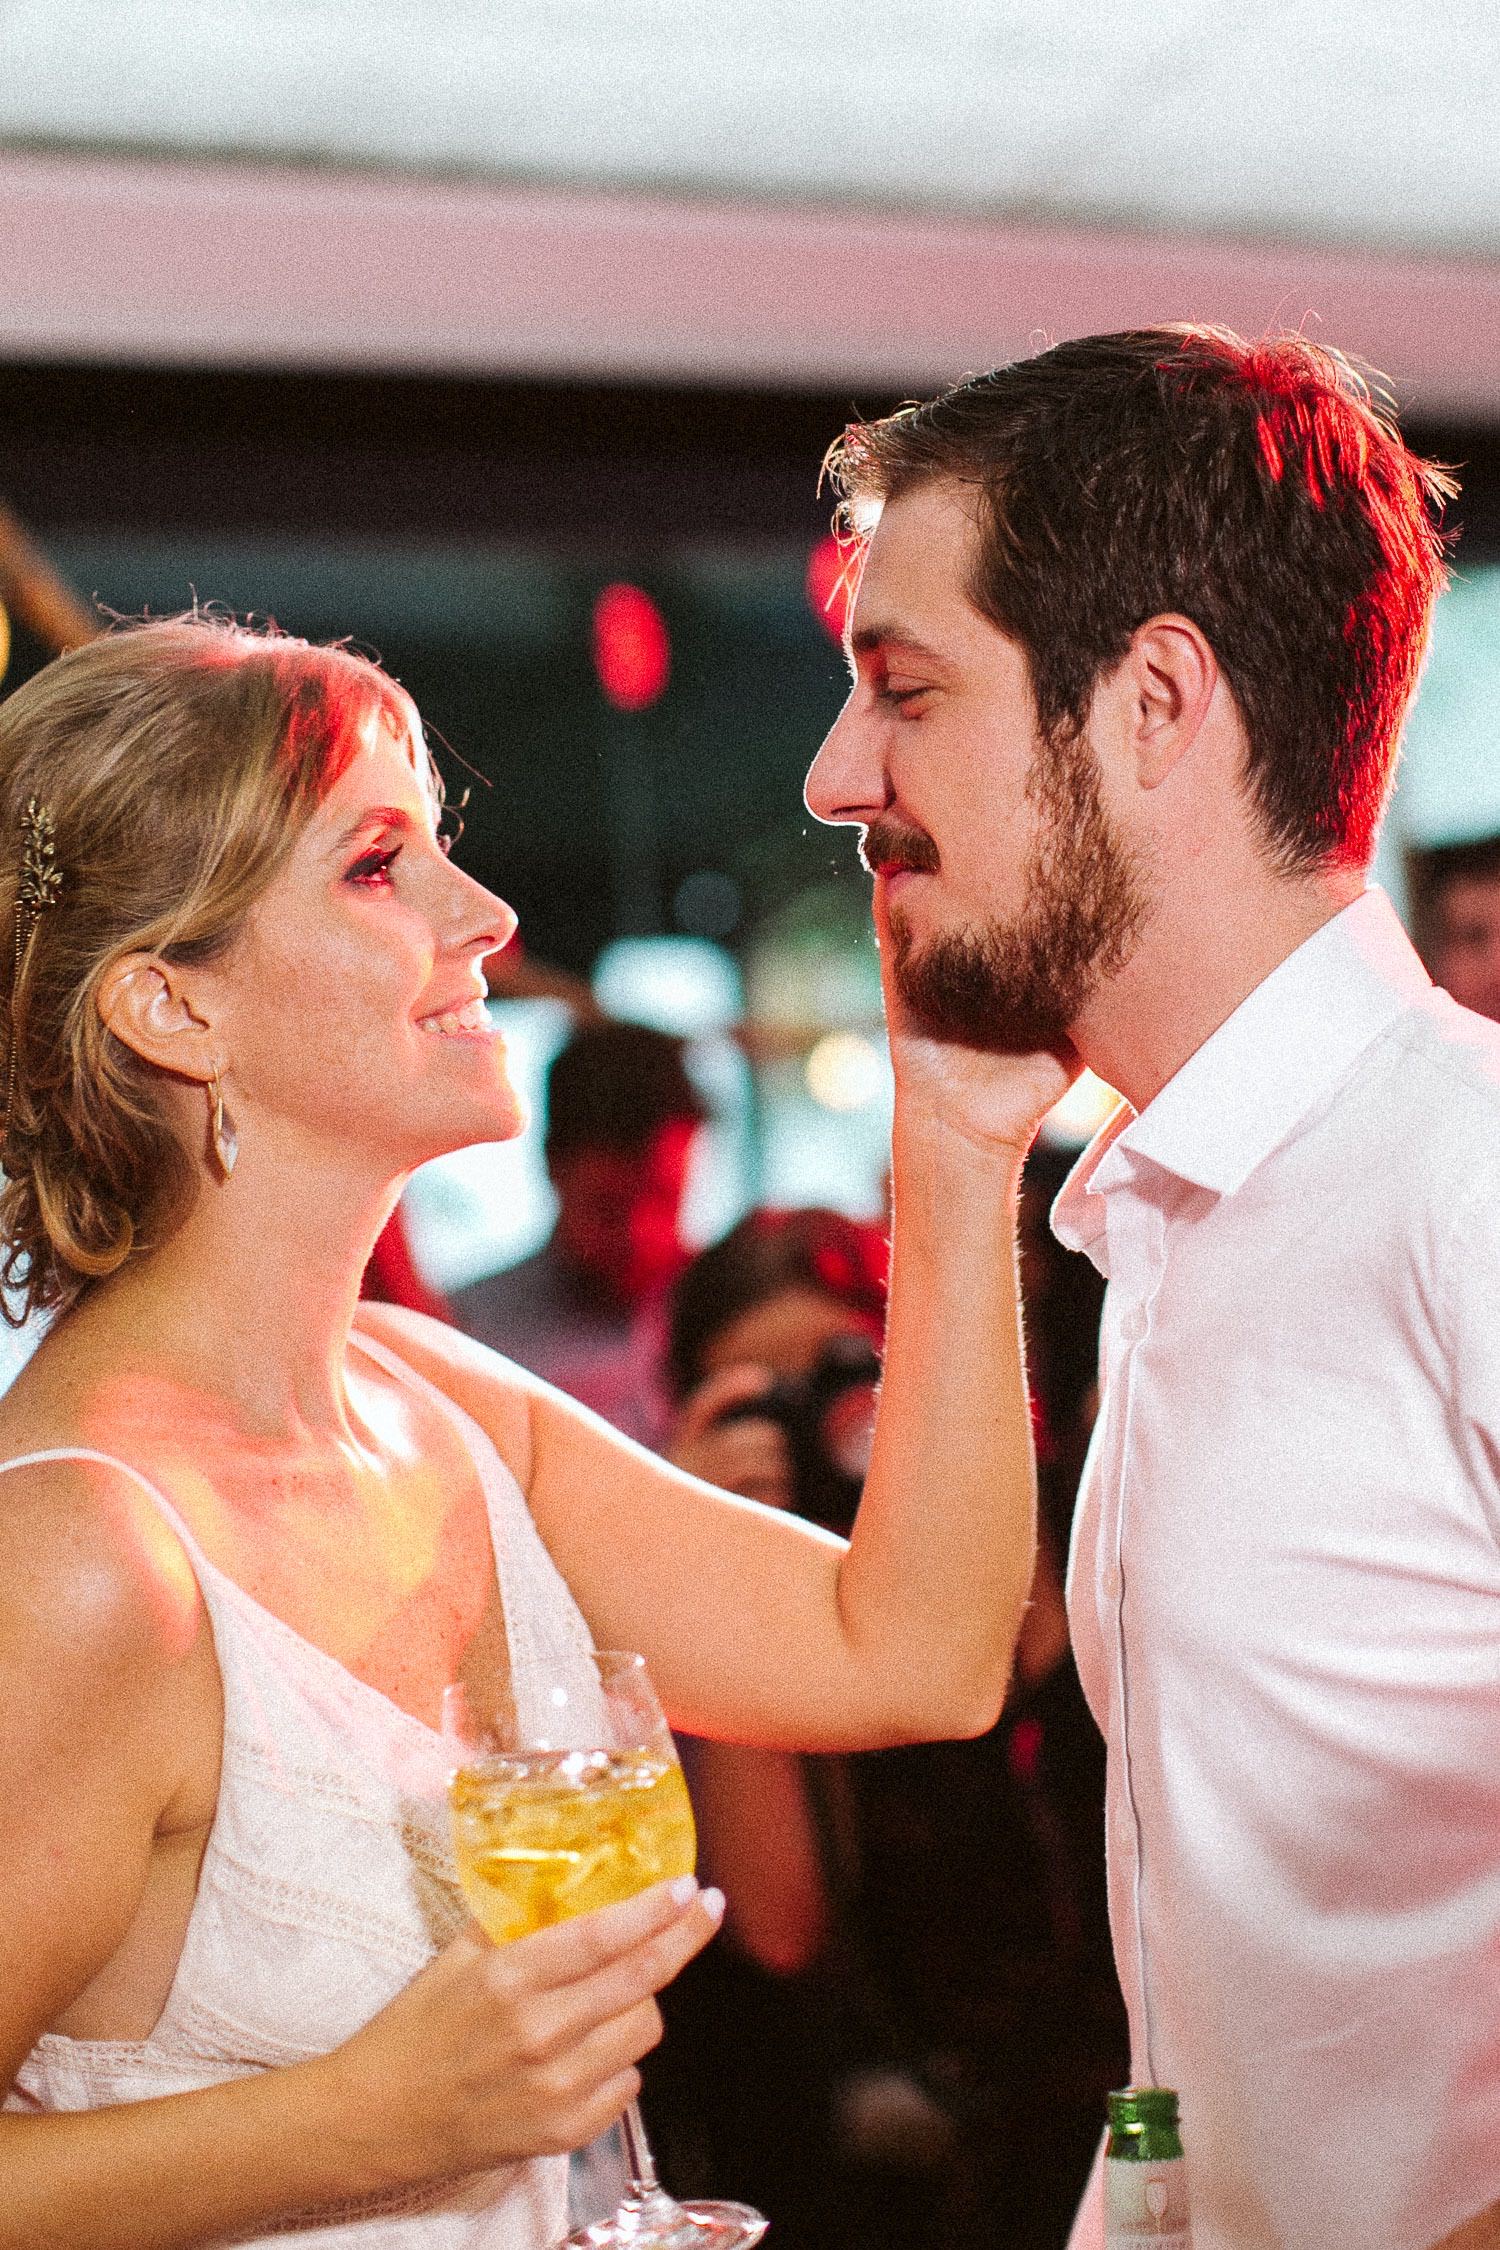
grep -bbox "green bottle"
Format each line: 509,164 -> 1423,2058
1103,2087 -> 1192,2246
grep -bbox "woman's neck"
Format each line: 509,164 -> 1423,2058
65,1150 -> 404,1443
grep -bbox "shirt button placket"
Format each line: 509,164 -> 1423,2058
1110,1195 -> 1166,2083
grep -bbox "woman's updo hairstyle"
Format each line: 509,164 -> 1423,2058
0,612 -> 419,1324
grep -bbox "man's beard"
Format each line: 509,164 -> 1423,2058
869,727 -> 1149,1055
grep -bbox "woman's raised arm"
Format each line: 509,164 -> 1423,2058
361,1025 -> 1072,1755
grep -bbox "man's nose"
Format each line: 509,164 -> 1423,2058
805,694 -> 887,827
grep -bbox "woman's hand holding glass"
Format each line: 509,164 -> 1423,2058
443,1652 -> 767,2248
310,1855 -> 721,2188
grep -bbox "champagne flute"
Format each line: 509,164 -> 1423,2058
443,1651 -> 768,2248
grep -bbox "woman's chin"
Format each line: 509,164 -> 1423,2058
447,1090 -> 529,1153
386,1081 -> 530,1170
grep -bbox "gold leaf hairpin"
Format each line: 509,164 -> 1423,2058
17,800 -> 61,921
4,799 -> 62,1142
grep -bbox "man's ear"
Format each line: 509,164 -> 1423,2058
97,955 -> 217,1079
1120,614 -> 1220,791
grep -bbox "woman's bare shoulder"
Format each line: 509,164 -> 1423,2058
0,1422 -> 215,2080
0,1356 -> 204,1696
0,1461 -> 205,1780
351,1301 -> 539,1487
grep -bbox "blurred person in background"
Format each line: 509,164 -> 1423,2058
1018,1143 -> 1108,1556
451,1019 -> 706,1445
655,1204 -> 1122,2250
362,1201 -> 453,1324
1406,831 -> 1500,1022
807,325 -> 1499,2250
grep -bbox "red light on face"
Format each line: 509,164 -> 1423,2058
592,583 -> 670,712
806,534 -> 859,645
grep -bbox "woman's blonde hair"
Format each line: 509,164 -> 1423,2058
0,613 -> 423,1325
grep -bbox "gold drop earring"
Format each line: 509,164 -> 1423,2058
208,1067 -> 238,1179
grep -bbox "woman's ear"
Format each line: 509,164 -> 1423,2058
97,955 -> 216,1079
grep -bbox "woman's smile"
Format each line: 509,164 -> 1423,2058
415,995 -> 497,1040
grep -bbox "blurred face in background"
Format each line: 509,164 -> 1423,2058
698,1282 -> 881,1387
699,1280 -> 884,1528
549,1115 -> 699,1306
1429,872 -> 1500,1023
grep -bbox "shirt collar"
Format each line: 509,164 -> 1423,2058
1052,887 -> 1430,1256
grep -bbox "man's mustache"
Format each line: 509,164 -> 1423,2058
858,816 -> 941,879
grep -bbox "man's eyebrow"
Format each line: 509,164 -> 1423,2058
847,621 -> 952,672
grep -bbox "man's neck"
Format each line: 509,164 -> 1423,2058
1073,864 -> 1367,1114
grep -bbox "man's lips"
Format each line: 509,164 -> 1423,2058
862,846 -> 931,876
859,817 -> 940,880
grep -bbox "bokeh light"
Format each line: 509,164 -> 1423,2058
592,582 -> 670,712
806,1029 -> 886,1112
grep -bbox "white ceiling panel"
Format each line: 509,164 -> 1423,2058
2,4 -> 1497,402
2,0 -> 1498,255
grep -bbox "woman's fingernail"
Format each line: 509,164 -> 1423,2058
701,1887 -> 726,1926
668,1875 -> 699,1907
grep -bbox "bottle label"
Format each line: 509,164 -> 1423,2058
1104,2154 -> 1191,2245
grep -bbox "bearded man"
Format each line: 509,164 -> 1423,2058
806,327 -> 1500,2250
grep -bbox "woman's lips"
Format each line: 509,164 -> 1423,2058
416,996 -> 497,1038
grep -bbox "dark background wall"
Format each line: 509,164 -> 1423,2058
3,361 -> 1498,973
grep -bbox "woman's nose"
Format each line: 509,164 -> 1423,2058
454,869 -> 517,960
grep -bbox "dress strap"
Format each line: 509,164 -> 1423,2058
348,1329 -> 599,1744
349,1327 -> 524,1486
348,1326 -> 529,1677
0,1446 -> 209,1562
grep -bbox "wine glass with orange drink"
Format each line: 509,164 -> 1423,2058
443,1652 -> 768,2248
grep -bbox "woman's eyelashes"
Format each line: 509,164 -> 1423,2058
878,683 -> 931,711
347,843 -> 402,887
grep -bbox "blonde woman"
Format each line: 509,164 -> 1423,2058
0,617 -> 1064,2249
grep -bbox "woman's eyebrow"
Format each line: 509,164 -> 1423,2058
331,805 -> 420,851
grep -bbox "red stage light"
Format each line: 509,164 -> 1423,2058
805,534 -> 859,645
592,583 -> 671,712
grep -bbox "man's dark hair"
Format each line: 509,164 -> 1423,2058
1404,831 -> 1500,959
825,326 -> 1453,873
544,1019 -> 706,1165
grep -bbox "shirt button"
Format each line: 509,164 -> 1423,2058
1121,1305 -> 1148,1345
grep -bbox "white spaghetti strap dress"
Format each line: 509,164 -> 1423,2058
3,1331 -> 604,2248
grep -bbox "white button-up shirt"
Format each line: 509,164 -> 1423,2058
1055,889 -> 1500,2250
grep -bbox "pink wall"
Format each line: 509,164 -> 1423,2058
4,150 -> 1499,416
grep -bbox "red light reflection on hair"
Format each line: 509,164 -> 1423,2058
592,584 -> 670,712
806,534 -> 860,645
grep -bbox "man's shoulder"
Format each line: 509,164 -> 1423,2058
1379,989 -> 1500,1130
1334,990 -> 1500,1221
